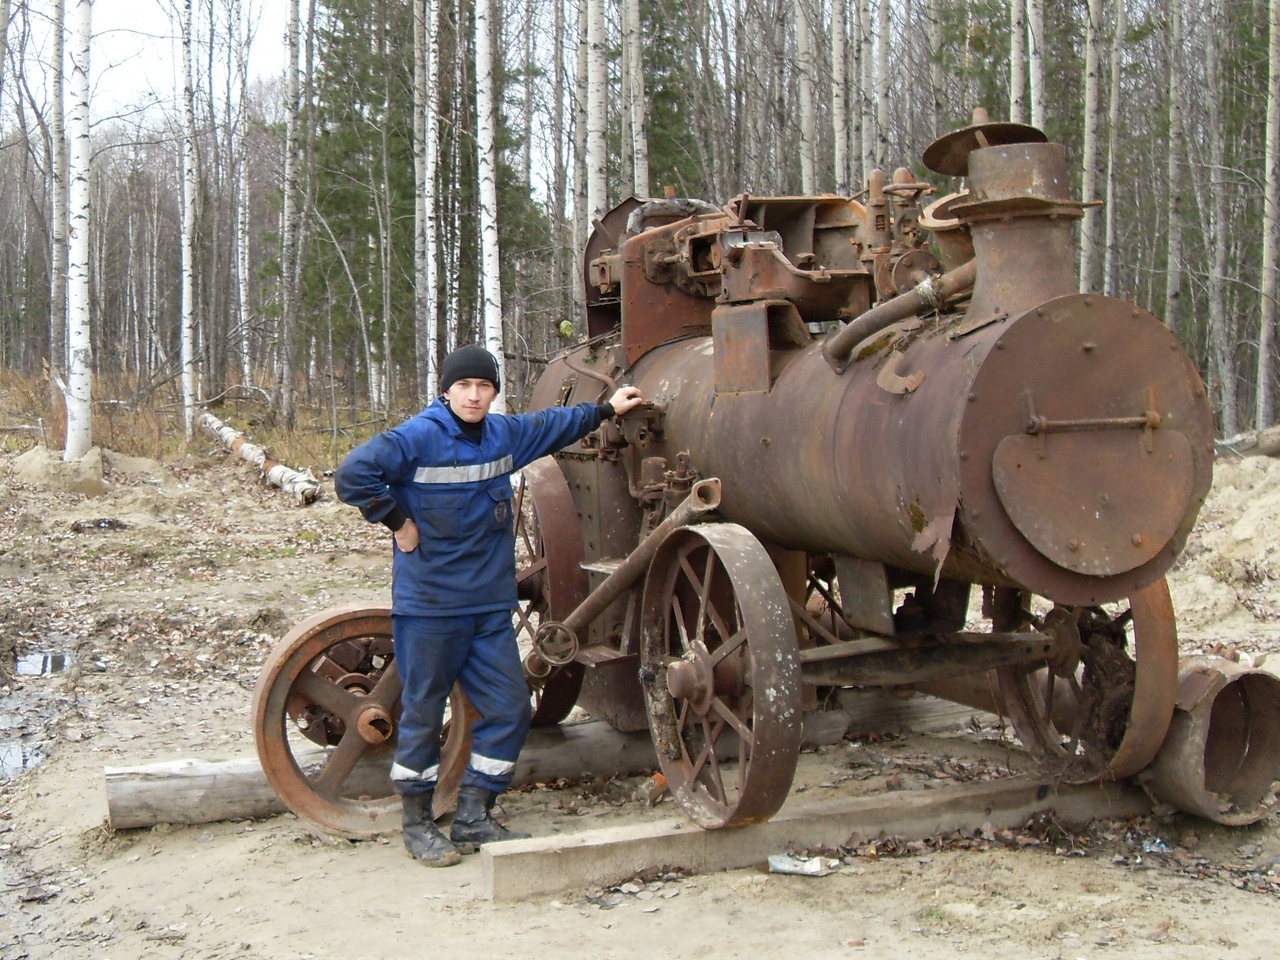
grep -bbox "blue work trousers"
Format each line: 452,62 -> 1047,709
389,610 -> 531,796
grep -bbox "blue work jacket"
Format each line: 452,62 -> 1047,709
334,398 -> 603,616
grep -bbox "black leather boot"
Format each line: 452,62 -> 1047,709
450,785 -> 531,849
401,791 -> 461,867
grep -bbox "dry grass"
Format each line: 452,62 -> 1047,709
0,371 -> 421,471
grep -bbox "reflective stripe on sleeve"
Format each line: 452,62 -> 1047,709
413,456 -> 514,484
467,753 -> 516,777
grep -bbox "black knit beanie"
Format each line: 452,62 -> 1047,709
438,344 -> 501,395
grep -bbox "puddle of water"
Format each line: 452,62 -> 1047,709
0,739 -> 43,778
15,652 -> 71,676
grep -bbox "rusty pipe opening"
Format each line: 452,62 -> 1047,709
1145,658 -> 1280,825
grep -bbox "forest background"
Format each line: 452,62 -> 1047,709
0,0 -> 1277,462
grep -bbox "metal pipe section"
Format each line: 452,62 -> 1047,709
822,259 -> 977,373
1143,657 -> 1280,825
528,478 -> 722,668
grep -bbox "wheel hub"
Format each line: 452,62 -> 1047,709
666,650 -> 714,716
355,702 -> 394,744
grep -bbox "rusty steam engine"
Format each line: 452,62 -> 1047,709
254,112 -> 1280,837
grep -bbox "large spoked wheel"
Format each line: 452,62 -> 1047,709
640,523 -> 803,828
514,457 -> 588,725
252,605 -> 473,836
994,577 -> 1178,783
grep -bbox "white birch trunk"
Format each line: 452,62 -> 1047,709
622,0 -> 649,196
794,0 -> 816,194
180,0 -> 198,441
1260,0 -> 1280,428
475,0 -> 505,411
1164,0 -> 1184,331
50,0 -> 68,379
280,0 -> 301,425
832,0 -> 849,192
233,0 -> 251,386
413,0 -> 428,402
875,0 -> 889,169
1010,0 -> 1026,123
63,0 -> 91,462
585,0 -> 607,223
425,0 -> 441,395
1102,0 -> 1126,296
1205,0 -> 1237,436
1026,0 -> 1045,128
859,0 -> 874,181
1078,0 -> 1101,293
927,0 -> 944,132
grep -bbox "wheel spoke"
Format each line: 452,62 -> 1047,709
366,661 -> 402,710
709,695 -> 753,746
709,627 -> 747,666
295,669 -> 363,725
312,728 -> 368,799
670,594 -> 692,654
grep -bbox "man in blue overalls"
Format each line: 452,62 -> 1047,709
335,345 -> 642,867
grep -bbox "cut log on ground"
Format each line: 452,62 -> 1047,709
1218,424 -> 1280,458
105,719 -> 663,831
199,411 -> 321,504
102,697 -> 926,832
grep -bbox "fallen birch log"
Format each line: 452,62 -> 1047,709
105,720 -> 663,831
199,411 -> 321,504
1218,424 -> 1280,459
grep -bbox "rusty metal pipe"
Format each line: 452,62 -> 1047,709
529,478 -> 722,667
1143,657 -> 1280,825
822,258 -> 977,372
799,630 -> 1062,688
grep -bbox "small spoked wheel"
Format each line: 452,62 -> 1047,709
252,605 -> 472,835
514,457 -> 587,725
994,577 -> 1178,782
640,523 -> 802,828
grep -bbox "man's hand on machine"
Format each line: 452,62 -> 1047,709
608,385 -> 644,416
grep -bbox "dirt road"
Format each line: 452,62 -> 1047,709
3,444 -> 1280,959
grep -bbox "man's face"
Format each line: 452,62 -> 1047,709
444,378 -> 498,423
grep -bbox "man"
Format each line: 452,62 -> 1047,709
335,344 -> 643,867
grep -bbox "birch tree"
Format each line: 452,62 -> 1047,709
1027,0 -> 1046,128
1010,0 -> 1026,123
1204,0 -> 1237,435
280,0 -> 301,427
1164,0 -> 1184,333
832,0 -> 849,192
50,0 -> 68,382
1259,0 -> 1280,428
622,0 -> 649,196
794,0 -> 816,193
232,0 -> 251,386
475,0 -> 505,410
585,0 -> 607,223
1102,0 -> 1126,296
63,0 -> 91,461
859,0 -> 874,180
875,0 -> 889,169
1079,0 -> 1102,292
180,0 -> 198,440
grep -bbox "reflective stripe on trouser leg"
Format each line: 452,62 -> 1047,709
390,614 -> 472,796
457,609 -> 531,793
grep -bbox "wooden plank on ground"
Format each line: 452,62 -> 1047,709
480,778 -> 1152,901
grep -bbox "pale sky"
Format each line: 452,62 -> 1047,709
13,0 -> 287,126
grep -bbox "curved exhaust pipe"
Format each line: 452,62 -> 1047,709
1141,656 -> 1280,825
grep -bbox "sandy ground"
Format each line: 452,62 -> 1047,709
3,442 -> 1280,959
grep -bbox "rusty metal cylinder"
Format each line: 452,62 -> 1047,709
1143,657 -> 1280,825
624,282 -> 1212,607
